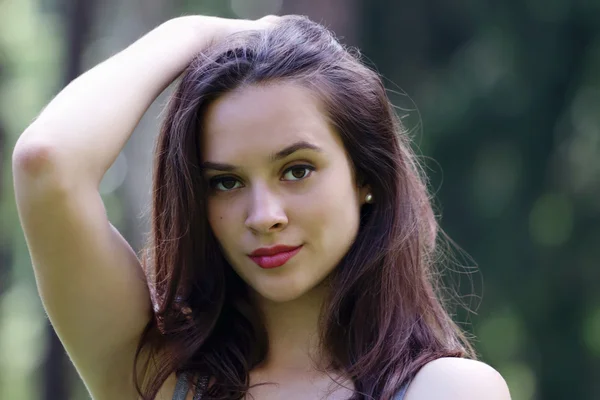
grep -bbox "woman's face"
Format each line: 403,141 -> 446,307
202,82 -> 370,303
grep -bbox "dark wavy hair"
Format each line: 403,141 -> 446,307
133,15 -> 475,400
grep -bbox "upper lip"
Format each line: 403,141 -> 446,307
249,245 -> 302,257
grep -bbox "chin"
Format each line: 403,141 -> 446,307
232,260 -> 335,304
248,273 -> 333,304
251,283 -> 310,303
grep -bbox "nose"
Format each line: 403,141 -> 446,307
244,185 -> 288,234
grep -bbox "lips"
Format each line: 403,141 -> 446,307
248,245 -> 303,269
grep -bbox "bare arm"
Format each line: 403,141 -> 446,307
12,15 -> 278,399
14,15 -> 238,182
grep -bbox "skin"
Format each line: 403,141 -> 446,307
202,82 -> 369,393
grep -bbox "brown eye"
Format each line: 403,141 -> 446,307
221,179 -> 237,189
283,165 -> 315,181
210,177 -> 242,192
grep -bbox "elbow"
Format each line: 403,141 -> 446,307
12,127 -> 97,193
12,139 -> 77,199
12,134 -> 60,177
11,129 -> 74,195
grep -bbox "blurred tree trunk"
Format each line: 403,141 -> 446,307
0,85 -> 6,298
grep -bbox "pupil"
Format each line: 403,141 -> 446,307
223,179 -> 236,189
292,168 -> 305,179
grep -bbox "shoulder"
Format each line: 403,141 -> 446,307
404,357 -> 511,400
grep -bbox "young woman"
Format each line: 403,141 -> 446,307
12,14 -> 511,400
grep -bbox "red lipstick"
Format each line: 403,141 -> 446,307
248,245 -> 303,269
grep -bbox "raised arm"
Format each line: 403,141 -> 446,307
14,15 -> 242,181
12,15 -> 276,399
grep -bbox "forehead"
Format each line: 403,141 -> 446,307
201,82 -> 340,162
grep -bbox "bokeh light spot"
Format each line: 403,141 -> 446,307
478,309 -> 525,362
499,361 -> 537,400
582,306 -> 600,356
472,141 -> 522,218
529,193 -> 573,246
99,152 -> 128,195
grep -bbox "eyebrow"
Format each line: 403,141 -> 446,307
200,141 -> 323,172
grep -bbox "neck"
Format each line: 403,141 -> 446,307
250,280 -> 332,374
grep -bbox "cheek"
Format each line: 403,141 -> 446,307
207,200 -> 234,241
304,169 -> 361,232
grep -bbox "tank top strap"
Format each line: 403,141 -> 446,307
393,380 -> 411,400
172,372 -> 190,400
172,372 -> 209,400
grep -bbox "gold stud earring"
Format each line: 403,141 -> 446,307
365,193 -> 374,204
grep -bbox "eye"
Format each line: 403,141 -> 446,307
208,164 -> 315,192
282,165 -> 315,181
209,176 -> 243,192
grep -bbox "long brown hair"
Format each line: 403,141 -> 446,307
134,15 -> 475,400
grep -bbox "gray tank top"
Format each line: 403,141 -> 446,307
172,372 -> 411,400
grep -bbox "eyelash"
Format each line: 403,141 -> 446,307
208,164 -> 316,192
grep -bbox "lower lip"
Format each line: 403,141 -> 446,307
249,246 -> 303,269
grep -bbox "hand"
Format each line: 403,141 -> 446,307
217,14 -> 283,41
162,14 -> 282,55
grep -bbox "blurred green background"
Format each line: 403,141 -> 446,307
1,0 -> 599,399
